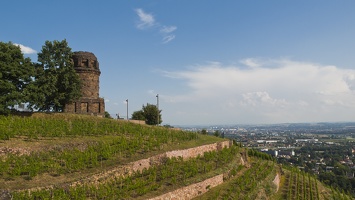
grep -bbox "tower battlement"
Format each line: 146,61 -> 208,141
64,51 -> 105,117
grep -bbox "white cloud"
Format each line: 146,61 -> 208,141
134,8 -> 177,44
240,58 -> 261,68
160,26 -> 177,34
162,58 -> 355,124
162,35 -> 175,44
135,8 -> 155,29
240,92 -> 288,107
147,90 -> 155,95
105,99 -> 110,102
344,73 -> 355,91
14,43 -> 37,54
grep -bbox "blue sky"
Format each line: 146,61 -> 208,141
2,1 -> 355,125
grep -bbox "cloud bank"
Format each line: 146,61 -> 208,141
14,43 -> 37,54
162,58 -> 355,124
135,8 -> 177,44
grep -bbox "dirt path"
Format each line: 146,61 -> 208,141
273,173 -> 280,192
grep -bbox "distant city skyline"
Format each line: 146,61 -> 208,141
2,1 -> 355,125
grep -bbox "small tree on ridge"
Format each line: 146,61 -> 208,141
131,103 -> 162,125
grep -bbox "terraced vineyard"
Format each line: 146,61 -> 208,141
281,169 -> 319,200
196,159 -> 276,199
277,167 -> 353,200
0,113 -> 353,199
0,114 -> 199,181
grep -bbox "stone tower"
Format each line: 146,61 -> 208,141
64,51 -> 105,116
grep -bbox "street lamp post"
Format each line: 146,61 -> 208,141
126,99 -> 129,121
156,94 -> 159,125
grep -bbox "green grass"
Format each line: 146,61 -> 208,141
196,158 -> 276,200
0,113 -> 225,191
1,113 -> 352,200
11,146 -> 242,200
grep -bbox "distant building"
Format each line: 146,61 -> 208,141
296,139 -> 318,143
278,150 -> 295,156
326,166 -> 334,172
261,149 -> 278,157
325,142 -> 334,145
257,140 -> 278,144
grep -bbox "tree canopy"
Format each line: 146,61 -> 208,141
131,110 -> 145,121
104,111 -> 112,119
0,42 -> 34,114
29,39 -> 81,112
131,103 -> 162,125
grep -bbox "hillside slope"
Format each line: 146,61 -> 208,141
0,114 -> 352,199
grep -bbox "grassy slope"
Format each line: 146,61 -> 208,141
0,113 -> 352,199
197,159 -> 354,200
0,113 -> 225,191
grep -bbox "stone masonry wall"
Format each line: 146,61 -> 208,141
70,140 -> 231,187
167,143 -> 218,160
65,98 -> 105,117
126,140 -> 232,174
64,51 -> 105,117
148,174 -> 224,200
24,140 -> 233,198
78,72 -> 100,98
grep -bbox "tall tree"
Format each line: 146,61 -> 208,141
104,111 -> 112,119
131,110 -> 145,120
143,103 -> 162,125
131,103 -> 162,125
30,40 -> 81,112
0,42 -> 34,114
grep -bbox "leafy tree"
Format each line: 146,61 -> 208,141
201,129 -> 207,135
143,103 -> 162,125
214,130 -> 220,137
104,111 -> 112,118
131,103 -> 162,125
0,42 -> 34,114
29,39 -> 81,112
131,110 -> 145,120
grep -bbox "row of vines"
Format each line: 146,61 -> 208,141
281,167 -> 353,200
0,114 -> 197,140
203,159 -> 276,199
282,168 -> 319,200
11,146 -> 241,199
0,115 -> 198,179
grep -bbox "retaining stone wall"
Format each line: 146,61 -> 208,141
132,140 -> 231,171
165,140 -> 231,160
70,140 -> 231,187
148,174 -> 224,200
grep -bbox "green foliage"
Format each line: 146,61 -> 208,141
143,103 -> 162,125
0,113 -> 197,140
163,124 -> 174,128
201,129 -> 207,135
0,42 -> 34,114
131,103 -> 162,125
214,130 -> 220,137
278,166 -> 354,200
248,148 -> 275,161
292,143 -> 355,196
0,114 -> 199,179
11,146 -> 241,199
104,111 -> 112,118
29,39 -> 81,112
200,159 -> 275,199
131,110 -> 145,120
